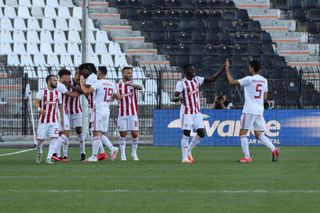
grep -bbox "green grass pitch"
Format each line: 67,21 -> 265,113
0,147 -> 320,213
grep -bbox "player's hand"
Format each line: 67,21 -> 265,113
80,76 -> 85,85
125,82 -> 132,87
39,109 -> 46,116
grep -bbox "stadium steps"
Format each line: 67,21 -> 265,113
233,0 -> 320,68
84,0 -> 171,66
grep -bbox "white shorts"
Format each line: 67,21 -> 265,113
68,113 -> 83,128
91,110 -> 110,133
180,113 -> 204,131
37,123 -> 59,140
117,115 -> 139,131
58,113 -> 70,132
240,113 -> 266,132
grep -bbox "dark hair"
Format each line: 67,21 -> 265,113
121,67 -> 132,72
78,63 -> 97,74
58,69 -> 71,78
182,64 -> 193,72
249,59 -> 261,73
98,66 -> 107,75
46,74 -> 56,83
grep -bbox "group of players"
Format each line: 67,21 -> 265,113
34,58 -> 279,164
34,64 -> 142,164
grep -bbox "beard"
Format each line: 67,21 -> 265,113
51,83 -> 57,89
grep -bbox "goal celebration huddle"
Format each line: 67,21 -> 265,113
34,59 -> 279,164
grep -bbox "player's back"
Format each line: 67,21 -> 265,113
240,74 -> 268,115
93,79 -> 116,112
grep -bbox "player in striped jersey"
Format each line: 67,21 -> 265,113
80,67 -> 120,162
53,69 -> 85,161
172,64 -> 226,163
34,75 -> 64,164
117,67 -> 143,161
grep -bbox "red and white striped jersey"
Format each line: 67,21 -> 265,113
117,81 -> 138,117
36,88 -> 62,124
85,73 -> 97,109
175,76 -> 204,115
59,80 -> 82,115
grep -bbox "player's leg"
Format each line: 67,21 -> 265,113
130,116 -> 140,161
35,123 -> 47,163
239,113 -> 253,163
254,115 -> 279,161
187,114 -> 205,162
100,112 -> 118,161
46,124 -> 60,164
118,116 -> 128,161
181,114 -> 192,163
61,130 -> 70,160
73,113 -> 86,161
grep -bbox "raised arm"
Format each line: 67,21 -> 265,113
126,81 -> 143,90
203,67 -> 225,84
225,59 -> 240,86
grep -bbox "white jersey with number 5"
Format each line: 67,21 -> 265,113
91,79 -> 117,112
238,74 -> 268,115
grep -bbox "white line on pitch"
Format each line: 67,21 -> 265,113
0,148 -> 34,157
1,189 -> 320,194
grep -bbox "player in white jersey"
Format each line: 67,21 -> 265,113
117,67 -> 143,161
80,67 -> 120,162
53,69 -> 85,161
225,59 -> 279,162
34,75 -> 64,164
172,64 -> 226,163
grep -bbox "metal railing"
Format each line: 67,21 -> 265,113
0,65 -> 320,136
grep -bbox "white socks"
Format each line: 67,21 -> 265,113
259,134 -> 276,152
181,135 -> 189,161
77,133 -> 86,154
47,138 -> 58,160
119,136 -> 126,156
240,136 -> 250,159
188,135 -> 202,155
61,135 -> 69,157
101,135 -> 114,150
132,138 -> 139,156
37,140 -> 43,154
92,136 -> 103,156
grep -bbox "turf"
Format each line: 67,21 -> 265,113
0,146 -> 320,213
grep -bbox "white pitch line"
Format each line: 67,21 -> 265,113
0,148 -> 34,157
1,189 -> 320,194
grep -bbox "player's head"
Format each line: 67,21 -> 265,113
248,59 -> 261,75
78,63 -> 92,79
121,67 -> 133,81
58,69 -> 71,83
74,71 -> 80,85
88,63 -> 97,74
97,66 -> 107,79
46,75 -> 58,89
182,64 -> 196,78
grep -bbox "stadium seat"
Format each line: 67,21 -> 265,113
20,54 -> 33,65
1,18 -> 14,30
26,43 -> 40,54
195,10 -> 208,19
60,55 -> 73,66
54,43 -> 67,54
0,30 -> 13,42
7,54 -> 20,66
95,43 -> 108,54
60,0 -> 75,7
67,43 -> 80,55
72,7 -> 82,19
13,42 -> 26,54
114,54 -> 128,67
161,91 -> 171,105
72,55 -> 81,66
44,7 -> 57,18
14,18 -> 27,30
293,9 -> 306,21
100,54 -> 114,66
47,55 -> 60,66
53,31 -> 67,43
58,7 -> 71,19
18,7 -> 31,18
13,30 -> 26,42
304,0 -> 318,9
69,18 -> 82,30
31,7 -> 44,18
6,0 -> 18,6
290,0 -> 302,9
26,30 -> 40,42
141,0 -> 154,9
40,30 -> 53,42
27,18 -> 41,30
109,42 -> 123,55
4,6 -> 17,18
33,54 -> 46,66
55,19 -> 69,30
46,0 -> 59,7
89,54 -> 100,65
68,31 -> 81,43
96,31 -> 109,43
309,9 -> 320,21
42,18 -> 55,30
0,42 -> 13,54
24,67 -> 37,78
144,92 -> 157,104
33,0 -> 45,7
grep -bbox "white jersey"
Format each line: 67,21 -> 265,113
36,88 -> 62,124
56,82 -> 68,94
239,74 -> 268,115
85,73 -> 97,109
175,76 -> 204,115
91,79 -> 117,112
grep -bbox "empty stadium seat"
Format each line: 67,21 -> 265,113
26,30 -> 40,43
42,18 -> 55,30
0,30 -> 13,42
95,43 -> 108,54
13,42 -> 26,54
18,7 -> 31,18
20,54 -> 33,65
13,30 -> 26,42
69,18 -> 82,30
109,42 -> 123,55
100,54 -> 114,66
6,0 -> 18,6
46,0 -> 59,7
67,43 -> 80,55
27,18 -> 41,30
1,18 -> 13,30
72,7 -> 82,19
4,7 -> 17,18
31,7 -> 44,18
60,0 -> 74,7
54,43 -> 67,54
68,31 -> 81,43
7,54 -> 20,66
40,30 -> 53,42
53,31 -> 67,43
14,18 -> 27,30
58,7 -> 71,19
114,54 -> 128,67
47,55 -> 60,66
0,42 -> 12,54
44,7 -> 57,18
60,55 -> 73,66
26,43 -> 40,54
56,19 -> 69,30
33,54 -> 46,66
